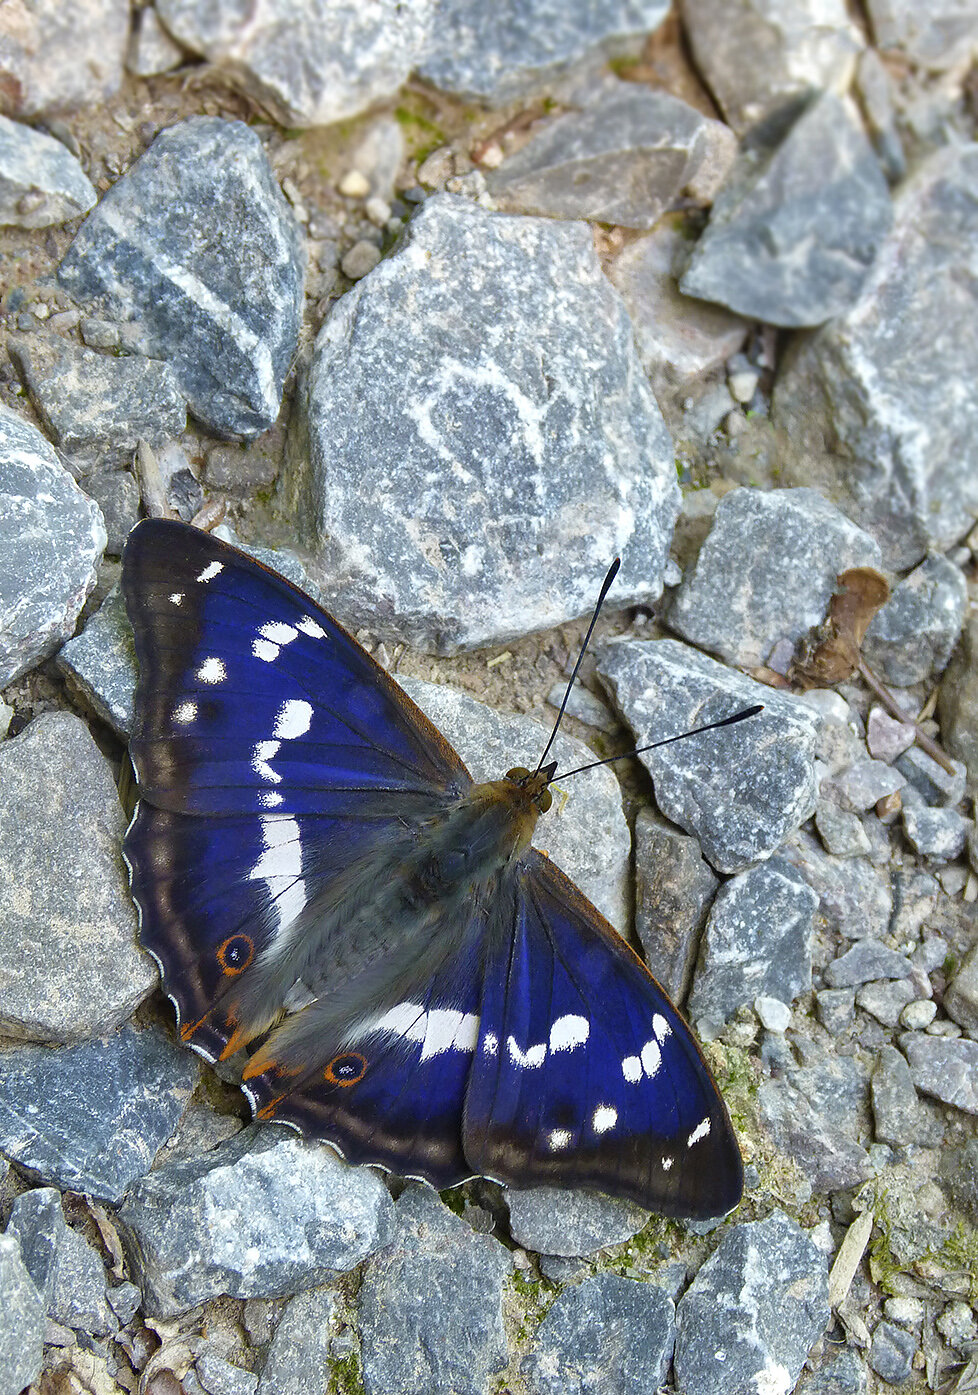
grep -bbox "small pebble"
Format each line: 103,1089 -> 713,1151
338,169 -> 371,198
867,706 -> 915,762
727,369 -> 759,403
341,241 -> 382,279
876,791 -> 902,822
884,1296 -> 924,1326
899,999 -> 937,1030
754,995 -> 791,1032
364,195 -> 391,226
925,1018 -> 961,1037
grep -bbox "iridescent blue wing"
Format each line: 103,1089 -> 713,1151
463,851 -> 743,1219
123,518 -> 469,816
122,519 -> 471,1059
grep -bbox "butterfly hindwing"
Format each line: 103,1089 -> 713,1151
241,904 -> 488,1188
463,852 -> 743,1219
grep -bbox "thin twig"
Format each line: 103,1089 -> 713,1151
858,657 -> 958,776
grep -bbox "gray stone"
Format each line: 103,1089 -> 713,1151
417,0 -> 670,104
158,0 -> 431,126
900,1033 -> 978,1114
814,802 -> 872,858
793,690 -> 866,774
825,941 -> 912,988
597,637 -> 817,873
117,1126 -> 394,1318
59,117 -> 304,440
0,0 -> 128,119
0,1025 -> 196,1201
127,4 -> 185,76
675,1212 -> 830,1395
287,193 -> 680,654
774,145 -> 978,568
871,1045 -> 940,1148
0,1234 -> 44,1395
890,867 -> 941,940
606,223 -> 748,410
783,830 -> 892,940
822,759 -> 905,813
868,1320 -> 916,1385
680,0 -> 862,133
815,988 -> 854,1034
940,1138 -> 978,1227
634,809 -> 718,1005
545,680 -> 617,733
758,1054 -> 872,1194
866,706 -> 915,763
0,404 -> 105,685
57,585 -> 135,736
856,979 -> 915,1028
944,942 -> 978,1036
0,713 -> 154,1041
521,1273 -> 675,1395
896,744 -> 967,808
0,115 -> 96,227
688,859 -> 817,1032
862,555 -> 967,686
488,83 -> 736,229
854,47 -> 905,184
258,1285 -> 337,1395
107,1281 -> 140,1325
358,1184 -> 511,1395
10,335 -> 186,455
679,92 -> 891,327
506,1187 -> 648,1258
938,610 -> 978,790
6,1188 -> 113,1336
795,1347 -> 869,1395
864,0 -> 978,69
667,487 -> 882,669
398,676 -> 629,931
901,803 -> 968,861
195,1352 -> 258,1395
83,469 -> 141,556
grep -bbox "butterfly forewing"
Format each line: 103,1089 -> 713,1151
123,519 -> 470,816
463,852 -> 743,1219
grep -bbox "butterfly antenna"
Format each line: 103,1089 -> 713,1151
555,704 -> 763,781
535,558 -> 621,776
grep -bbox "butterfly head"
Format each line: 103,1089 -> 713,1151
503,762 -> 556,814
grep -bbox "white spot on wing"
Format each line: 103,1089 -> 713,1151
662,1156 -> 674,1171
197,561 -> 223,583
169,592 -> 184,605
641,1039 -> 662,1079
549,1014 -> 589,1052
252,739 -> 281,783
253,638 -> 279,662
548,1129 -> 572,1151
173,701 -> 197,724
261,621 -> 299,646
274,699 -> 313,739
507,1036 -> 546,1069
687,1116 -> 711,1148
420,1009 -> 480,1061
249,815 -> 306,934
621,1055 -> 642,1084
196,656 -> 226,683
652,1013 -> 672,1041
259,792 -> 284,808
483,1032 -> 498,1057
297,616 -> 327,639
592,1105 -> 618,1134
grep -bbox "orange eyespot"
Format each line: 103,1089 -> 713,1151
324,1052 -> 368,1087
216,934 -> 254,976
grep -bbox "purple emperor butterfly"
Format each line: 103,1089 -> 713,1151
122,519 -> 743,1218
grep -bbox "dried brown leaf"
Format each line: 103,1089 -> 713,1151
790,567 -> 890,689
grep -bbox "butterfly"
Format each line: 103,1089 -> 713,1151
121,518 -> 743,1218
